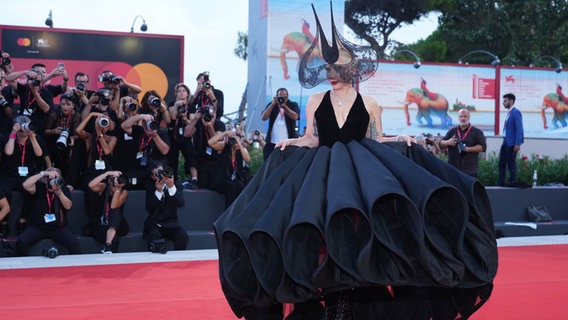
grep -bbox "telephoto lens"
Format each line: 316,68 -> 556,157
50,177 -> 65,187
56,129 -> 70,150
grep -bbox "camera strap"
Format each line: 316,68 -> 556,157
139,134 -> 153,152
456,124 -> 472,141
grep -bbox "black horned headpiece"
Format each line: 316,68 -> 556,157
298,1 -> 380,89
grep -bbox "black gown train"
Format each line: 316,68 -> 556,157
214,92 -> 497,319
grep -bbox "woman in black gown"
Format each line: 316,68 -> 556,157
214,4 -> 497,320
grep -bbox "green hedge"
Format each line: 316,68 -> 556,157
179,148 -> 568,188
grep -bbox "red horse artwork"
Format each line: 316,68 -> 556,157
403,78 -> 451,128
541,84 -> 568,129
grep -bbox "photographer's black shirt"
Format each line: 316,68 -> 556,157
443,125 -> 487,175
16,83 -> 63,134
28,182 -> 71,230
0,136 -> 48,178
193,119 -> 226,162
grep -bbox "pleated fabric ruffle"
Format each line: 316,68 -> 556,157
213,139 -> 497,319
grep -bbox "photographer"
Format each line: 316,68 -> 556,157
120,113 -> 170,189
183,103 -> 226,191
4,63 -> 68,135
0,188 -> 10,238
260,87 -> 300,159
98,70 -> 142,99
208,129 -> 251,207
440,109 -> 486,177
167,83 -> 199,188
81,88 -> 120,130
44,94 -> 82,189
16,167 -> 81,256
0,91 -> 15,136
87,170 -> 130,254
0,116 -> 49,233
144,161 -> 188,252
139,90 -> 171,125
190,71 -> 224,118
76,112 -> 118,184
69,72 -> 94,113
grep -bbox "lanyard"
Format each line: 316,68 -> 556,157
59,112 -> 73,129
95,139 -> 103,160
200,92 -> 210,106
456,125 -> 473,141
46,190 -> 56,213
139,134 -> 153,151
18,141 -> 27,166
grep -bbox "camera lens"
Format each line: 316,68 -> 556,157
76,83 -> 85,91
127,103 -> 137,111
31,79 -> 41,86
1,57 -> 11,66
50,177 -> 65,187
277,97 -> 285,104
146,120 -> 159,131
21,122 -> 37,132
228,137 -> 237,145
116,175 -> 128,185
98,118 -> 110,128
149,97 -> 160,108
0,98 -> 9,108
254,130 -> 260,136
56,129 -> 70,150
204,83 -> 211,89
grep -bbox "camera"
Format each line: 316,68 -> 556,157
126,102 -> 137,111
150,239 -> 168,254
98,117 -> 110,128
0,98 -> 9,108
157,167 -> 173,180
76,83 -> 85,91
203,71 -> 210,82
228,137 -> 237,145
21,122 -> 37,132
116,174 -> 129,185
457,141 -> 467,154
56,129 -> 70,150
1,56 -> 11,66
203,82 -> 212,89
146,120 -> 159,131
177,104 -> 187,114
198,104 -> 213,122
98,74 -> 121,84
28,78 -> 41,86
277,97 -> 285,104
50,177 -> 65,187
96,88 -> 111,106
43,246 -> 59,258
149,97 -> 161,108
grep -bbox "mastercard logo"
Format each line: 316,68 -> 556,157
17,38 -> 32,46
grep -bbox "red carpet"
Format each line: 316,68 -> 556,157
1,244 -> 567,319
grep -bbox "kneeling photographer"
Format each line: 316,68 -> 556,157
16,167 -> 81,256
440,109 -> 486,177
87,170 -> 130,254
143,161 -> 188,253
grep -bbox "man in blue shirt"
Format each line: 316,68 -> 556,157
498,93 -> 524,186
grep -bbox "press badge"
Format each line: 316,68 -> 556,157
18,166 -> 29,177
124,133 -> 133,140
94,160 -> 106,170
140,155 -> 148,166
44,213 -> 56,223
206,146 -> 213,156
179,127 -> 184,136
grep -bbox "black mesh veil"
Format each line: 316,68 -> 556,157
298,2 -> 380,89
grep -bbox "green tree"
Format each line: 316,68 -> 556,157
344,0 -> 448,57
433,0 -> 568,66
234,31 -> 248,121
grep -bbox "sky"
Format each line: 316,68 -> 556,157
1,0 -> 438,115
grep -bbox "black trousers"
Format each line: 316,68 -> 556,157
16,225 -> 81,256
144,225 -> 189,251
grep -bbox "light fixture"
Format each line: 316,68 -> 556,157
130,15 -> 148,33
45,10 -> 53,28
458,50 -> 500,66
393,49 -> 421,69
540,55 -> 563,73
